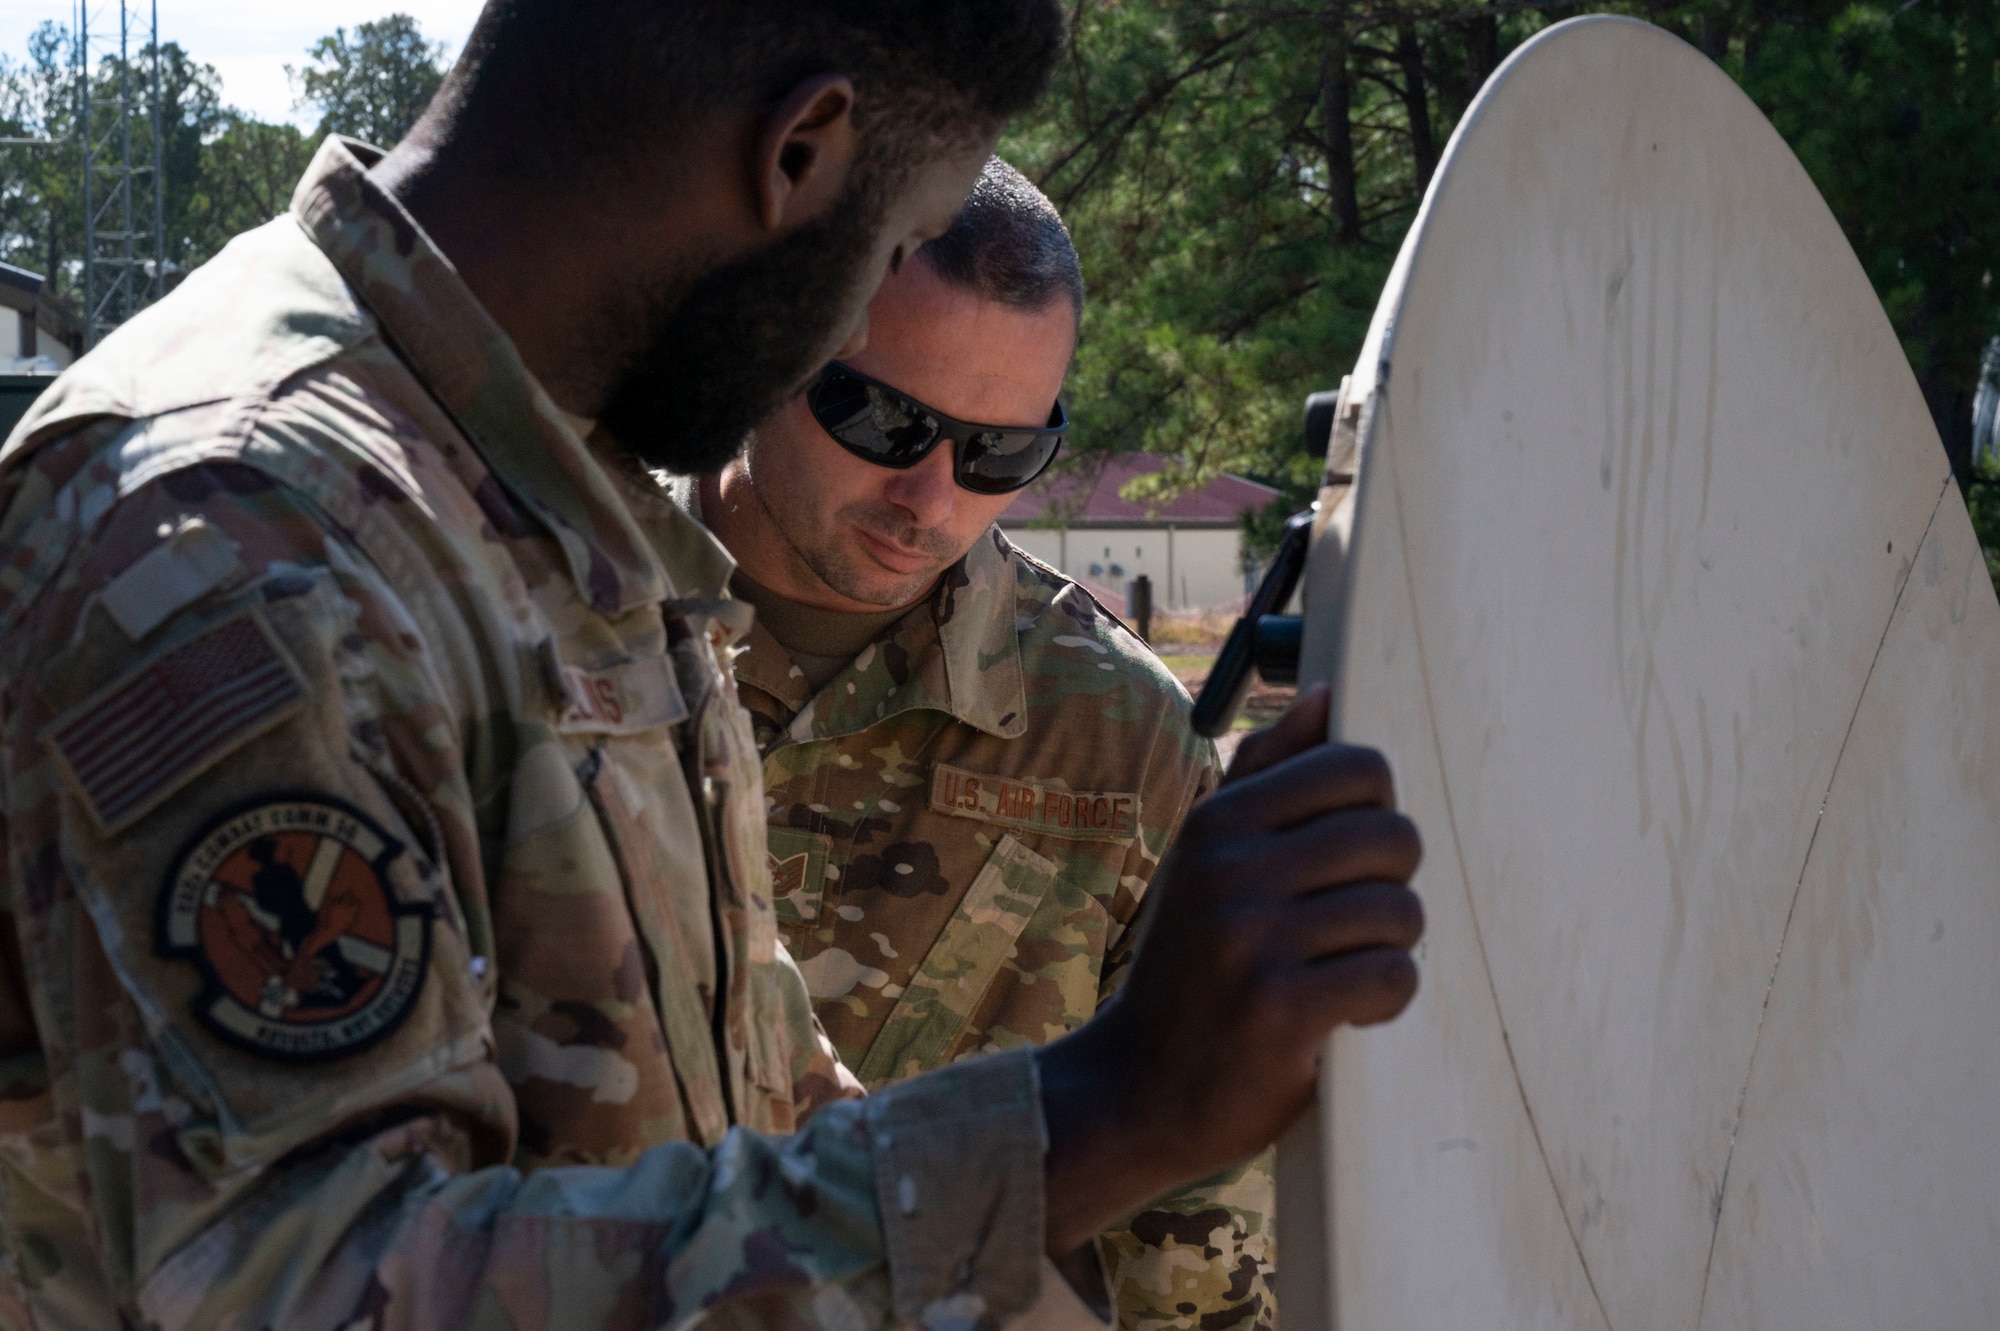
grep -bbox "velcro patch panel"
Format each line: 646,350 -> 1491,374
99,517 -> 242,642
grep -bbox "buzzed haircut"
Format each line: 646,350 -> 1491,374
439,1 -> 1066,187
918,157 -> 1083,324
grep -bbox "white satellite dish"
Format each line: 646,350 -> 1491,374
1280,15 -> 2000,1329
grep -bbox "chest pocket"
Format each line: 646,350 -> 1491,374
850,833 -> 1058,1087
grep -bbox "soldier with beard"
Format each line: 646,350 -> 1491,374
0,3 -> 1424,1329
693,160 -> 1273,1331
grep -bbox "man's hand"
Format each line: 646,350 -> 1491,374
1035,683 -> 1424,1252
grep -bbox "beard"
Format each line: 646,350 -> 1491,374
747,448 -> 964,607
599,178 -> 888,475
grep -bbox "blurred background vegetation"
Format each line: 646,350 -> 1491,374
0,16 -> 442,306
3,2 -> 1996,589
995,0 -> 2000,588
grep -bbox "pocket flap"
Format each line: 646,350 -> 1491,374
852,834 -> 1057,1087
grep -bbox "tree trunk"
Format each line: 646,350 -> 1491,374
1320,6 -> 1362,243
1397,22 -> 1438,194
1740,4 -> 1768,72
1463,3 -> 1500,108
1696,12 -> 1734,63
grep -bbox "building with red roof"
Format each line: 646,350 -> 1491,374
998,452 -> 1280,611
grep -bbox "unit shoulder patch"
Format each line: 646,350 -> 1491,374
156,795 -> 431,1062
928,762 -> 1141,843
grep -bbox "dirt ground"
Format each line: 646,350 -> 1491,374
1145,608 -> 1297,766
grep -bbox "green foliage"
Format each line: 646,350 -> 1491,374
0,14 -> 440,324
0,24 -> 86,303
0,25 -> 227,308
1000,0 -> 1546,554
0,3 -> 1994,602
1005,0 -> 2000,595
289,15 -> 445,149
1731,0 -> 2000,480
1969,470 -> 2000,590
183,115 -> 317,258
1240,493 -> 1304,569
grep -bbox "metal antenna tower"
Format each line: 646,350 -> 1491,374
76,0 -> 165,348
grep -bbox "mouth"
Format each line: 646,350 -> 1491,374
855,527 -> 937,576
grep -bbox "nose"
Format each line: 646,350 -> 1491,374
880,437 -> 960,529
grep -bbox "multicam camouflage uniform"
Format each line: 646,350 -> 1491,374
0,137 -> 1071,1330
719,522 -> 1277,1331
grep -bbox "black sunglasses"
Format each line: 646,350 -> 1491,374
804,361 -> 1066,495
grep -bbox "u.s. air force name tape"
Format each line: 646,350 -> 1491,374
928,762 -> 1140,844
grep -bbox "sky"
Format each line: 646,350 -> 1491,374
0,1 -> 482,127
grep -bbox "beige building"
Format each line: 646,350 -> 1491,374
999,453 -> 1280,611
0,262 -> 81,373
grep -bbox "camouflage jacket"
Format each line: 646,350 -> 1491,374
0,136 -> 1062,1331
719,524 -> 1276,1331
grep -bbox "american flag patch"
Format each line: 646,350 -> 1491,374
44,611 -> 308,833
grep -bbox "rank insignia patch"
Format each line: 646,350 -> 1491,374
157,796 -> 431,1062
771,850 -> 810,899
766,825 -> 831,927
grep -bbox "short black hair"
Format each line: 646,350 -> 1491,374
438,1 -> 1066,186
918,157 -> 1083,324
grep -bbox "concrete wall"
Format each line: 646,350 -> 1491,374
1001,524 -> 1250,610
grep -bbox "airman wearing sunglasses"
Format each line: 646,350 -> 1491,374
691,160 -> 1275,1331
0,0 -> 1433,1321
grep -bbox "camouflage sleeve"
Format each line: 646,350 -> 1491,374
777,936 -> 867,1120
0,470 -> 1046,1330
1102,1154 -> 1276,1331
1095,733 -> 1274,1330
0,846 -> 53,1331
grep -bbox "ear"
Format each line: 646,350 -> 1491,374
754,74 -> 859,233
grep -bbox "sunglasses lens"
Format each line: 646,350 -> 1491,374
957,423 -> 1063,495
808,367 -> 941,465
810,364 -> 1063,494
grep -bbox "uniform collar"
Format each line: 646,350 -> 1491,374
727,519 -> 1030,745
291,136 -> 673,613
934,527 -> 1029,738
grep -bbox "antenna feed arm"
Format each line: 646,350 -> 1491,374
1191,507 -> 1315,738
